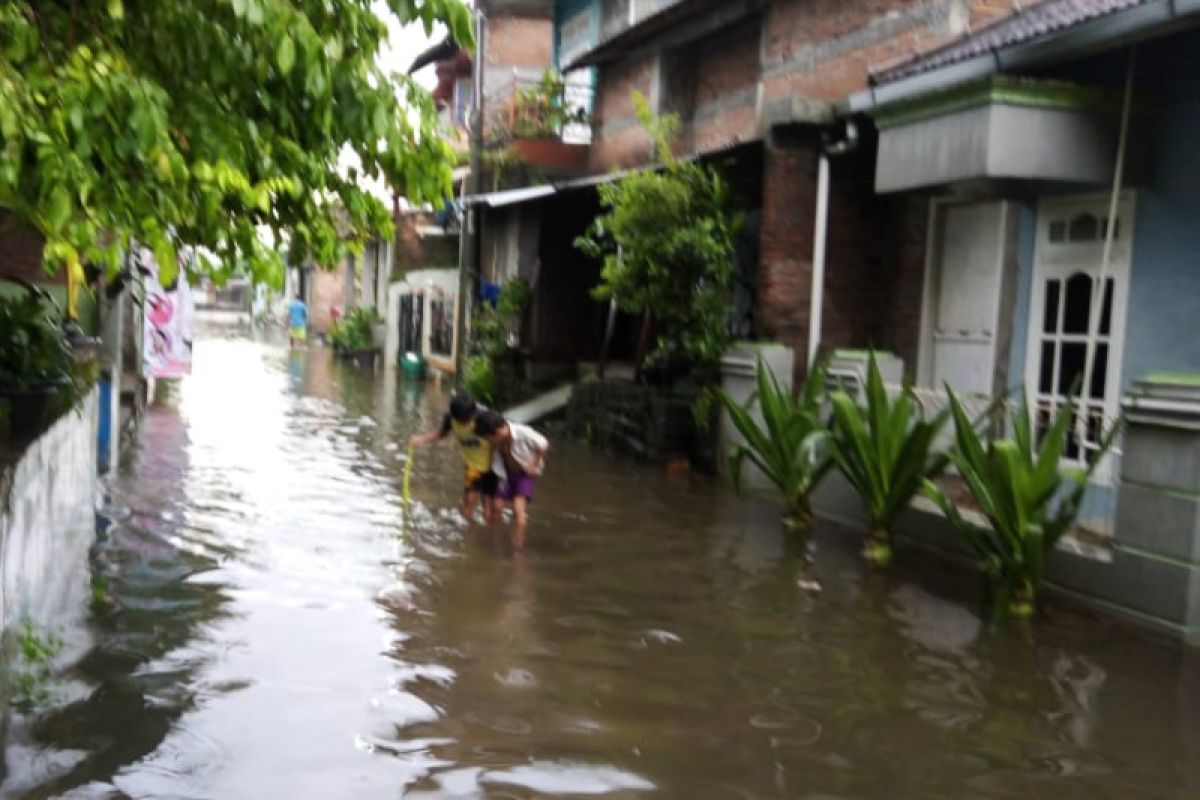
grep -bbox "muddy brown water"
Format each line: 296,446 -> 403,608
3,328 -> 1198,799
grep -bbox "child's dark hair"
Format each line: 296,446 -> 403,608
474,410 -> 507,437
449,392 -> 477,422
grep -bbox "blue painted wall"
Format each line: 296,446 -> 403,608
1120,31 -> 1200,385
553,0 -> 598,67
1009,29 -> 1200,390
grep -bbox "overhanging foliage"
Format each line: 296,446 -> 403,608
0,0 -> 473,287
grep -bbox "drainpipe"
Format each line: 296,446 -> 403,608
454,9 -> 487,383
808,154 -> 830,371
807,120 -> 859,370
1078,47 -> 1136,446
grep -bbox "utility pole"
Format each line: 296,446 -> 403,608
454,8 -> 486,383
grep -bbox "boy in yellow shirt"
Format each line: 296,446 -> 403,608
409,392 -> 498,522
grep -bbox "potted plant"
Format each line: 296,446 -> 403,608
329,306 -> 382,367
0,284 -> 91,442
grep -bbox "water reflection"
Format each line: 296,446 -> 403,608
3,326 -> 1198,799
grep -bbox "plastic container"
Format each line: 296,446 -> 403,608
401,352 -> 427,380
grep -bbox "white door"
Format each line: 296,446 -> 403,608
925,201 -> 1012,395
1025,194 -> 1134,485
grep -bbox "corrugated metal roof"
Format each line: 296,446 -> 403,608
464,184 -> 556,208
876,0 -> 1152,84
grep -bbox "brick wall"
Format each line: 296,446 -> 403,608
395,211 -> 457,272
580,0 -> 1026,379
759,140 -> 817,379
759,137 -> 930,381
487,16 -> 553,71
309,267 -> 344,334
589,54 -> 657,170
0,210 -> 54,285
586,0 -> 1037,166
687,21 -> 761,153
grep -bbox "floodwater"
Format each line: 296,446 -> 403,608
3,325 -> 1199,799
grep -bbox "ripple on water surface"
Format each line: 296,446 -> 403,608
6,329 -> 1199,800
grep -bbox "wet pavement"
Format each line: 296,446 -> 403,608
3,325 -> 1199,799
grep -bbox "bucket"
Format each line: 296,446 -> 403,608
401,352 -> 427,380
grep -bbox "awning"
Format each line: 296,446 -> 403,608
464,185 -> 556,208
463,141 -> 761,208
463,172 -> 626,209
871,76 -> 1151,193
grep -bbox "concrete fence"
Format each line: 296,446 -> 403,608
0,390 -> 98,637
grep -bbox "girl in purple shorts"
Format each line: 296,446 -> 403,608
474,410 -> 549,545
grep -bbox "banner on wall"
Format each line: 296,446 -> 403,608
141,248 -> 195,379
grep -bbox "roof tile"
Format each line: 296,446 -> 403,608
876,0 -> 1150,84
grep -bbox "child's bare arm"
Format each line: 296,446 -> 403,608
408,429 -> 445,447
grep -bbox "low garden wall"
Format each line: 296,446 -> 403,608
566,380 -> 718,471
0,389 -> 98,637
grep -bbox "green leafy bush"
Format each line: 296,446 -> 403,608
925,388 -> 1119,620
827,352 -> 950,566
466,278 -> 531,405
718,358 -> 831,532
575,94 -> 736,371
329,306 -> 381,355
463,354 -> 496,404
0,286 -> 91,415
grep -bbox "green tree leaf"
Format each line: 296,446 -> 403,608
44,186 -> 73,233
277,35 -> 296,75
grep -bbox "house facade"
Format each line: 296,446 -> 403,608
469,0 -> 1033,378
458,0 -> 1200,642
837,0 -> 1200,641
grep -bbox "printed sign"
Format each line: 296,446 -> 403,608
141,248 -> 195,379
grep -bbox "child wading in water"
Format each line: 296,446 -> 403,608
408,392 -> 499,523
474,410 -> 549,548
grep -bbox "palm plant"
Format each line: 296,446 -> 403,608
717,358 -> 831,532
924,388 -> 1119,621
827,352 -> 950,566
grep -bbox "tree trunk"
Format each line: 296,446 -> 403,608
634,308 -> 653,369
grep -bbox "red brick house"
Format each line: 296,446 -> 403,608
463,0 -> 1040,379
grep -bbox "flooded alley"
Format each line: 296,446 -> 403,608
4,326 -> 1199,799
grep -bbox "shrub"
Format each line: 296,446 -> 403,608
466,278 -> 531,406
329,306 -> 381,355
925,388 -> 1120,621
0,285 -> 91,418
827,352 -> 950,566
574,94 -> 736,371
463,354 -> 496,404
